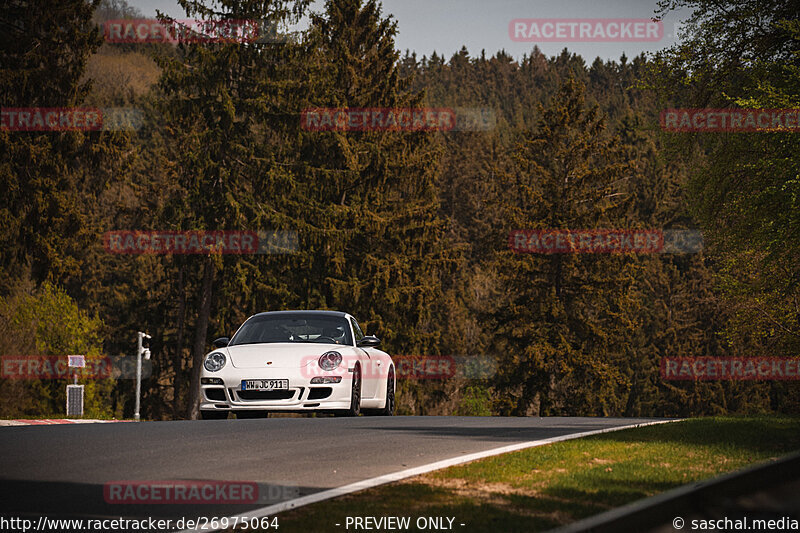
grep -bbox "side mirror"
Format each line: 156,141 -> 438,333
357,336 -> 381,348
213,337 -> 230,348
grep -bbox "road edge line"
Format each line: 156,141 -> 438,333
181,418 -> 681,532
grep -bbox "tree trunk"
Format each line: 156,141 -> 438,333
187,258 -> 215,420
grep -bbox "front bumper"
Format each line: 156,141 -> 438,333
199,372 -> 353,412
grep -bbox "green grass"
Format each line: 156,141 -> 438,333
264,417 -> 800,533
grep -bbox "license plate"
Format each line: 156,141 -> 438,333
241,379 -> 289,391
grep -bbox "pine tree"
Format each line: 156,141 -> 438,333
491,78 -> 642,416
151,0 -> 311,419
0,0 -> 109,285
288,0 -> 459,358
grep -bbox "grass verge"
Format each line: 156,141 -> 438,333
269,417 -> 800,532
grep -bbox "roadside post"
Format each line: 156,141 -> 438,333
134,332 -> 151,421
66,355 -> 85,417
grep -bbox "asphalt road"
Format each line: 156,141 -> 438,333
0,416 -> 662,526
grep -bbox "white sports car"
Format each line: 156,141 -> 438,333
198,310 -> 395,419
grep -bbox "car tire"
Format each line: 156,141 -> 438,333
336,365 -> 361,417
378,368 -> 395,416
364,367 -> 395,416
200,410 -> 229,420
235,410 -> 269,419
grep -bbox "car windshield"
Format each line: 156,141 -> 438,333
229,314 -> 352,346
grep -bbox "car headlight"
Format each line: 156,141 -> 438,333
318,351 -> 342,371
204,352 -> 226,372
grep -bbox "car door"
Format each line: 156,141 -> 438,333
351,317 -> 380,399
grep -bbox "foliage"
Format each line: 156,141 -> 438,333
2,0 -> 797,419
0,280 -> 111,418
648,0 -> 800,366
454,386 -> 493,417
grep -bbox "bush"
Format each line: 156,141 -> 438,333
0,280 -> 112,418
454,385 -> 493,416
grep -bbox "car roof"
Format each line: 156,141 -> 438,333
251,310 -> 350,319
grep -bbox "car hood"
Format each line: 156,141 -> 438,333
224,343 -> 337,369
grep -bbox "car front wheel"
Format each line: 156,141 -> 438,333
378,368 -> 395,416
365,367 -> 395,416
336,365 -> 361,417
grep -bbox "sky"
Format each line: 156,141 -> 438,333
125,0 -> 692,63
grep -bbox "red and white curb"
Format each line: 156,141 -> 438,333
0,419 -> 130,426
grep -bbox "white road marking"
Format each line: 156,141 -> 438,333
181,419 -> 681,533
